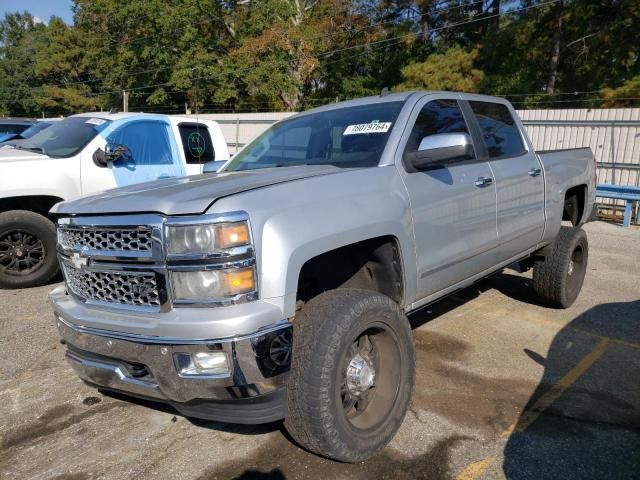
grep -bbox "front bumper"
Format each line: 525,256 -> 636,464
54,311 -> 292,424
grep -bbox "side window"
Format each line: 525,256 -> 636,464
404,99 -> 470,155
178,123 -> 215,164
107,121 -> 174,166
469,101 -> 526,159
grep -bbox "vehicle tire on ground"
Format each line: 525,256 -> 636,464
0,210 -> 59,289
285,288 -> 415,462
533,226 -> 588,309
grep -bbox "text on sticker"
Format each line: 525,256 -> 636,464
343,122 -> 392,135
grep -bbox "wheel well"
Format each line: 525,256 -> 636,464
563,185 -> 586,226
0,196 -> 63,220
297,236 -> 403,305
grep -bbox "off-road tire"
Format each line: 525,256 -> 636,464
284,288 -> 415,462
533,226 -> 588,308
0,210 -> 58,289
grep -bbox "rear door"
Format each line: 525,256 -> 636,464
398,96 -> 499,300
466,100 -> 545,261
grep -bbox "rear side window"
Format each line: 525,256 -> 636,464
469,101 -> 526,159
178,123 -> 215,164
404,100 -> 470,155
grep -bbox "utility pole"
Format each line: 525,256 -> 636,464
122,90 -> 129,112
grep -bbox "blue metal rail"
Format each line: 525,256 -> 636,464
596,184 -> 640,228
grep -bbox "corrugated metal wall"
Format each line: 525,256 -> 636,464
518,109 -> 640,188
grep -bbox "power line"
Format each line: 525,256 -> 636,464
318,0 -> 561,59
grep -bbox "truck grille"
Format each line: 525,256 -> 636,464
58,227 -> 153,253
61,261 -> 161,309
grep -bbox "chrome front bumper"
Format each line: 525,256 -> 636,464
54,314 -> 292,424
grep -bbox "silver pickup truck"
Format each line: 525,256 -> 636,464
49,91 -> 596,462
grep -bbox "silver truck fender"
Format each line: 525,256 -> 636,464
208,166 -> 417,318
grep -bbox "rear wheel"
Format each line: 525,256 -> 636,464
533,226 -> 588,308
285,288 -> 415,462
0,210 -> 58,289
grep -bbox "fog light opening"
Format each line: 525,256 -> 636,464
174,351 -> 230,377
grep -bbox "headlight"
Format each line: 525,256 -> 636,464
171,267 -> 255,301
167,221 -> 250,255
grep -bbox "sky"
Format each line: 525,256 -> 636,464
0,0 -> 73,24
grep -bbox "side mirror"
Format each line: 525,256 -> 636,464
203,160 -> 227,173
93,143 -> 132,168
406,133 -> 474,169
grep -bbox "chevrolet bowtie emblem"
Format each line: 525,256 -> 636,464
70,252 -> 89,270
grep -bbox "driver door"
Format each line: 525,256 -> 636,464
81,119 -> 185,193
398,97 -> 499,300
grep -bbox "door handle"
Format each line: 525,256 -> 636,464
528,167 -> 542,177
475,176 -> 493,187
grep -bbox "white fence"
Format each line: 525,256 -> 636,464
519,109 -> 640,188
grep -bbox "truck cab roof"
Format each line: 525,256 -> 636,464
296,90 -> 514,119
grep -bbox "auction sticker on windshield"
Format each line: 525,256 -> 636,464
343,121 -> 392,135
85,118 -> 106,126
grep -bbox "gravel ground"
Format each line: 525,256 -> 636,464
1,221 -> 639,480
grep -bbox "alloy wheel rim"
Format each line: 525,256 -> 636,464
339,325 -> 402,430
0,230 -> 46,275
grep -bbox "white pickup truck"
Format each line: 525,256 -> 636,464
0,112 -> 229,288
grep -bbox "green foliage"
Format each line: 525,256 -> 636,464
601,75 -> 640,108
394,48 -> 484,92
0,0 -> 638,115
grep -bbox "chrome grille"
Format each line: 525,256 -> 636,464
61,262 -> 160,309
58,227 -> 153,253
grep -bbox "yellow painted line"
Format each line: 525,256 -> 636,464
455,456 -> 496,480
501,337 -> 610,437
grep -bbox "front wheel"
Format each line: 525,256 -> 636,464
285,289 -> 415,462
0,210 -> 59,289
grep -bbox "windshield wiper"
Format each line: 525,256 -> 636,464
17,146 -> 48,155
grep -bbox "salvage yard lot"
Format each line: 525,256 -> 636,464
1,221 -> 639,480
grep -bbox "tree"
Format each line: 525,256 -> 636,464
394,47 -> 484,92
1,0 -> 638,114
600,75 -> 640,108
33,16 -> 98,113
0,13 -> 48,116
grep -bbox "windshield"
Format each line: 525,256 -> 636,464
0,123 -> 30,135
18,122 -> 52,139
20,116 -> 110,157
224,101 -> 404,172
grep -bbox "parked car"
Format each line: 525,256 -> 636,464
0,112 -> 229,288
0,118 -> 37,143
49,91 -> 596,462
0,120 -> 54,147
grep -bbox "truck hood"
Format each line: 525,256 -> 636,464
0,146 -> 48,161
52,165 -> 347,216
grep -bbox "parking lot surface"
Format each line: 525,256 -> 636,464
1,221 -> 639,480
